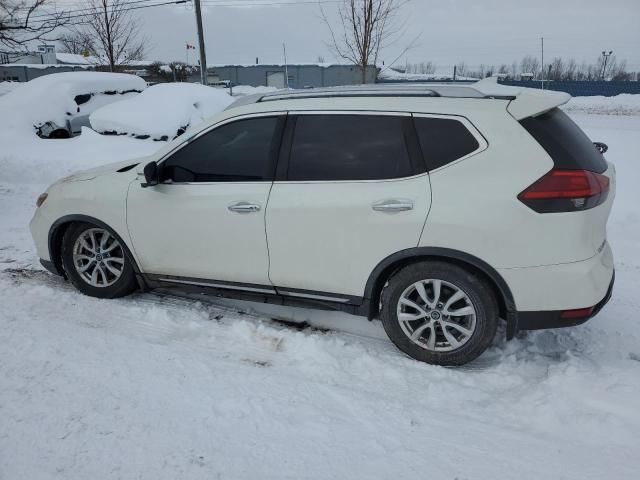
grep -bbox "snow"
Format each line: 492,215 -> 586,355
0,81 -> 21,96
378,69 -> 478,81
0,63 -> 93,69
1,92 -> 640,479
90,82 -> 234,140
55,53 -> 95,65
0,72 -> 146,135
563,94 -> 640,115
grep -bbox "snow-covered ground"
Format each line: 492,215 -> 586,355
0,81 -> 21,96
563,94 -> 640,116
1,96 -> 639,479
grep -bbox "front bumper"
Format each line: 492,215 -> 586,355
516,271 -> 614,331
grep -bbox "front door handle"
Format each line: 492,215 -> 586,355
372,200 -> 414,212
228,202 -> 261,213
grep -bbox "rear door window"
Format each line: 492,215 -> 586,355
519,108 -> 607,173
413,117 -> 481,171
287,114 -> 414,181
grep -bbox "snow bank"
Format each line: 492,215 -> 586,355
0,72 -> 146,134
0,127 -> 160,184
563,94 -> 640,115
378,69 -> 478,81
90,82 -> 234,140
0,81 -> 21,96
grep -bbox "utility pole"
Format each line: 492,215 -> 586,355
540,36 -> 544,90
282,42 -> 289,89
193,0 -> 208,85
601,50 -> 613,80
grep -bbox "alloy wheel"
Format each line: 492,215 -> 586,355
72,228 -> 125,288
396,279 -> 477,352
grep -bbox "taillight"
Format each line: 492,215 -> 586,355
518,169 -> 610,213
560,307 -> 594,319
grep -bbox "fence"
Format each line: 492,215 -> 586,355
377,78 -> 640,97
498,80 -> 640,97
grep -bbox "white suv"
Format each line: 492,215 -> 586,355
29,83 -> 615,366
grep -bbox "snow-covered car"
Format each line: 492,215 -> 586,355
29,83 -> 616,366
89,83 -> 234,141
0,72 -> 145,139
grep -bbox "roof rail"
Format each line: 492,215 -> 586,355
226,83 -> 513,110
259,85 -> 439,103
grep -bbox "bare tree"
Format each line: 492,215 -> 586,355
0,0 -> 68,50
455,62 -> 468,78
75,0 -> 146,71
564,58 -> 577,81
548,57 -> 564,81
321,0 -> 411,84
520,55 -> 540,78
58,31 -> 94,56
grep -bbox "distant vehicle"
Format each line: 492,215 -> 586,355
208,80 -> 231,88
0,72 -> 146,139
30,83 -> 615,366
89,82 -> 233,141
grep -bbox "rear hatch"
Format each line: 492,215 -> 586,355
517,107 -> 615,259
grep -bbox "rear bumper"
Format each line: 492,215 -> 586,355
517,271 -> 614,330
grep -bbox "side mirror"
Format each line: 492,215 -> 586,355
141,161 -> 159,188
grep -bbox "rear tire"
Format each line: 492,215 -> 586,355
380,261 -> 498,366
61,222 -> 137,299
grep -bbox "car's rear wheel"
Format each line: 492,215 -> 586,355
380,261 -> 498,366
61,222 -> 137,298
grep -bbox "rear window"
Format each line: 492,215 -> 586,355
413,117 -> 480,170
519,108 -> 607,173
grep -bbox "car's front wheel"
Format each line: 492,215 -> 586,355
380,261 -> 498,366
61,222 -> 137,298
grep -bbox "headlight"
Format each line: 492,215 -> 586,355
36,193 -> 48,207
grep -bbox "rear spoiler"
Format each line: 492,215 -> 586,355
474,77 -> 571,120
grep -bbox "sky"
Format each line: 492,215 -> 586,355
65,0 -> 640,73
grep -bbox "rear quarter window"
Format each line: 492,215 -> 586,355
519,108 -> 607,173
413,117 -> 481,170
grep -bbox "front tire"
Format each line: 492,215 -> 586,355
380,261 -> 498,366
61,222 -> 137,298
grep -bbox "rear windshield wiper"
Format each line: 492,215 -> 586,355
594,142 -> 608,154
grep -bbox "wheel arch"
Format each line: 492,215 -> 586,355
48,215 -> 145,286
364,247 -> 518,338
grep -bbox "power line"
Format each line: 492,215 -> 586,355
23,0 -> 160,21
200,0 -> 343,6
11,0 -> 186,24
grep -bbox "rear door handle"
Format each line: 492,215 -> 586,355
228,202 -> 261,213
372,200 -> 414,212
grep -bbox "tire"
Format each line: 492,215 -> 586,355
61,222 -> 137,299
380,261 -> 498,366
